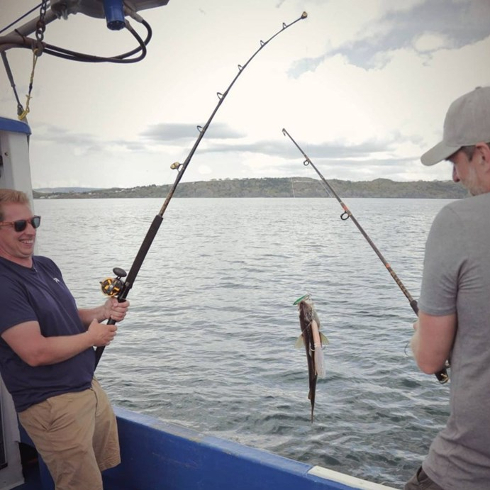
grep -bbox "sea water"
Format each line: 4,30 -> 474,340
34,197 -> 452,488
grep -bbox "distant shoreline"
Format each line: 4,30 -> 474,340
34,177 -> 467,200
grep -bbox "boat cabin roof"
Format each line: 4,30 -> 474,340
0,117 -> 31,135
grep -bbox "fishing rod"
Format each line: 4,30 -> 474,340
94,12 -> 308,368
282,128 -> 449,385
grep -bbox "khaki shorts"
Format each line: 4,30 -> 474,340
18,378 -> 120,490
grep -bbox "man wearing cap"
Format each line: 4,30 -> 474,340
406,86 -> 490,490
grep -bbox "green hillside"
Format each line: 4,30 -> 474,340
34,177 -> 468,200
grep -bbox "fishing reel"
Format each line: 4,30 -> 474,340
100,267 -> 127,297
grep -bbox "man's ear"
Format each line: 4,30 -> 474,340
476,142 -> 490,170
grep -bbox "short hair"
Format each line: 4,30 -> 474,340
0,189 -> 30,221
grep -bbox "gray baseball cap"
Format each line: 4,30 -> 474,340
421,86 -> 490,166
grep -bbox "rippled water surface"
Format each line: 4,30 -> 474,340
34,197 -> 454,489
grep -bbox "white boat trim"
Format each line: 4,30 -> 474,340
308,465 -> 399,490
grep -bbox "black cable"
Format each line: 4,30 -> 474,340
37,19 -> 149,63
3,15 -> 151,64
0,2 -> 46,34
1,52 -> 25,115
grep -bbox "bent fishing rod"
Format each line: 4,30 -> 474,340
94,12 -> 308,368
282,128 -> 449,385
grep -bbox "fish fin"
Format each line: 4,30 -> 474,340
314,342 -> 326,378
320,332 -> 329,345
311,319 -> 321,345
312,309 -> 321,330
294,334 -> 304,349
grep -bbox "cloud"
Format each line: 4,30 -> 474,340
1,0 -> 490,189
311,0 -> 490,70
33,124 -> 148,153
140,122 -> 246,143
198,135 -> 403,160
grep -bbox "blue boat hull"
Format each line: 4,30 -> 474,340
16,406 -> 397,490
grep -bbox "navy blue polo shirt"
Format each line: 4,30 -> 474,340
0,256 -> 94,412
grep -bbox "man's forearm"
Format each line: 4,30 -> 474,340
32,331 -> 95,366
411,312 -> 455,374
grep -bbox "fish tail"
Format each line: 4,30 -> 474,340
308,388 -> 314,422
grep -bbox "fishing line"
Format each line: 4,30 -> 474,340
94,12 -> 308,368
282,128 -> 449,385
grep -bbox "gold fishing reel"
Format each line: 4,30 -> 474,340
100,267 -> 127,297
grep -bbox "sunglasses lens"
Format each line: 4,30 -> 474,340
32,216 -> 41,229
13,220 -> 27,232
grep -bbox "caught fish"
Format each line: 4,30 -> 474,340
294,294 -> 328,422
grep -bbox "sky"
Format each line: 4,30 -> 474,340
1,0 -> 490,189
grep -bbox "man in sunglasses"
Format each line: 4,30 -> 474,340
0,189 -> 129,490
406,86 -> 490,490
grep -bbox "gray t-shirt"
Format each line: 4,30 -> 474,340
419,193 -> 490,490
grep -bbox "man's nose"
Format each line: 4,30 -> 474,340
452,165 -> 460,183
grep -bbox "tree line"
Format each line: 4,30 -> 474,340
34,177 -> 468,200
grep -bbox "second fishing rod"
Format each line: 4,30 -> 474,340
282,128 -> 449,385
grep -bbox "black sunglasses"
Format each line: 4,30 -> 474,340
0,216 -> 41,232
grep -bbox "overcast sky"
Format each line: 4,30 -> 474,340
1,0 -> 490,189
